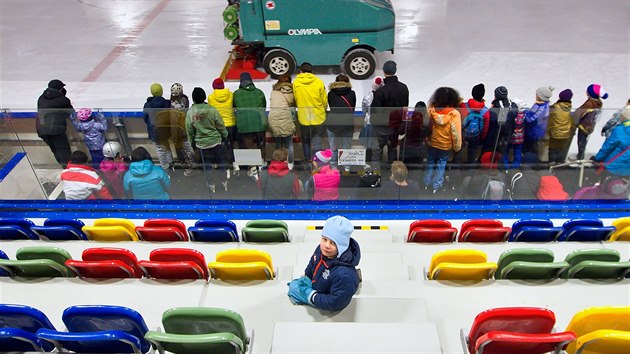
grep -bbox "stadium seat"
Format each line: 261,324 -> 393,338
574,329 -> 630,354
208,249 -> 275,280
188,220 -> 238,242
563,249 -> 630,279
407,219 -> 457,243
0,304 -> 57,352
65,248 -> 143,279
82,218 -> 139,242
36,305 -> 150,353
138,248 -> 209,280
241,219 -> 290,242
144,307 -> 250,354
508,219 -> 562,242
0,250 -> 9,276
135,219 -> 189,242
464,307 -> 575,354
609,216 -> 630,241
458,219 -> 511,242
428,249 -> 496,280
0,246 -> 74,277
495,248 -> 568,280
0,218 -> 39,240
31,218 -> 88,241
557,219 -> 615,242
565,306 -> 630,354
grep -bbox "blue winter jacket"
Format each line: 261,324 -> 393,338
123,160 -> 171,200
304,238 -> 361,311
594,121 -> 630,176
524,102 -> 550,140
143,96 -> 171,142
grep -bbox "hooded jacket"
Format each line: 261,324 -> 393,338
143,96 -> 171,142
36,88 -> 74,136
208,88 -> 236,127
186,103 -> 228,149
268,82 -> 296,137
294,73 -> 328,126
70,113 -> 108,150
491,98 -> 518,148
123,160 -> 170,200
309,165 -> 341,201
537,175 -> 569,201
524,101 -> 550,140
576,97 -> 603,134
259,161 -> 301,199
594,121 -> 630,176
60,163 -> 112,200
99,159 -> 128,199
304,238 -> 361,311
428,107 -> 462,152
326,81 -> 356,136
547,100 -> 573,140
233,84 -> 267,133
389,108 -> 424,151
370,76 -> 409,130
460,99 -> 491,141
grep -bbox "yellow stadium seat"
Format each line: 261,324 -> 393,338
208,249 -> 275,280
428,249 -> 487,273
575,329 -> 630,354
565,306 -> 630,354
429,262 -> 497,280
609,217 -> 630,241
82,218 -> 138,241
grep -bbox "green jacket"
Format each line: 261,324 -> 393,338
185,103 -> 227,149
233,84 -> 267,133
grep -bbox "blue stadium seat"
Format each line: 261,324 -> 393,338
188,220 -> 239,242
508,219 -> 562,242
557,219 -> 616,242
0,304 -> 57,352
31,218 -> 88,241
0,218 -> 39,240
36,305 -> 150,353
0,250 -> 9,276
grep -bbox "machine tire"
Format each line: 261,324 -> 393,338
263,49 -> 296,79
343,49 -> 376,80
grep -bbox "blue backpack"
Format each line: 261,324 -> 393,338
463,103 -> 488,140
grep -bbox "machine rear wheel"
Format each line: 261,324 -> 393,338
263,49 -> 296,79
343,49 -> 376,80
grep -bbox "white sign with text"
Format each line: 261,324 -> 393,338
338,149 -> 366,166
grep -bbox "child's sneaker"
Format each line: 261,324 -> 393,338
232,162 -> 240,171
184,169 -> 198,177
222,180 -> 229,191
226,169 -> 231,180
208,184 -> 216,194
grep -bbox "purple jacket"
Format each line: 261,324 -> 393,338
71,113 -> 107,150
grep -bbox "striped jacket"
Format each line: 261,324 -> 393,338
61,163 -> 112,200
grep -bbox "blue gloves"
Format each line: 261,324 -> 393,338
287,276 -> 317,306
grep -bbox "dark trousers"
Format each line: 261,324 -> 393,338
40,134 -> 71,167
225,126 -> 238,164
576,130 -> 589,160
200,144 -> 226,187
300,124 -> 326,161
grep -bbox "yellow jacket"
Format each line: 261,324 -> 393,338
428,107 -> 462,152
208,88 -> 236,127
293,73 -> 327,126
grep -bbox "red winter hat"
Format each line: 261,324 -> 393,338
212,78 -> 225,90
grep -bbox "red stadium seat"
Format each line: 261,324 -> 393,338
407,220 -> 457,243
139,248 -> 209,280
475,331 -> 576,354
135,219 -> 189,242
65,248 -> 142,279
459,220 -> 511,242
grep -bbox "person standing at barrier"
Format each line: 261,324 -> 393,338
186,87 -> 228,194
268,75 -> 296,170
61,151 -> 112,200
460,83 -> 490,164
233,72 -> 267,179
574,84 -> 608,160
361,77 -> 384,169
294,62 -> 328,164
327,74 -> 356,170
36,79 -> 75,167
99,141 -> 129,199
370,60 -> 409,170
288,215 -> 361,312
547,89 -> 574,163
523,86 -> 553,160
143,83 -> 174,170
208,78 -> 239,175
124,147 -> 170,200
70,108 -> 107,167
423,87 -> 462,194
592,105 -> 630,177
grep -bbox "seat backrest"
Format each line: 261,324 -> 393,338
408,220 -> 456,243
82,248 -> 142,277
0,304 -> 56,334
62,305 -> 150,353
0,250 -> 8,276
44,218 -> 85,230
409,220 -> 452,233
467,307 -> 556,354
460,219 -> 504,236
475,331 -> 576,354
189,226 -> 239,242
564,249 -> 620,267
430,262 -> 497,281
496,248 -> 555,275
567,261 -> 630,280
565,306 -> 630,354
162,307 -> 248,345
144,219 -> 187,235
195,220 -> 238,233
428,249 -> 487,274
241,227 -> 289,242
16,246 -> 73,267
149,248 -> 208,279
0,220 -> 39,240
574,329 -> 630,354
82,225 -> 138,241
558,226 -> 616,242
137,219 -> 189,241
215,249 -> 273,269
458,227 -> 511,242
93,218 -> 138,239
610,217 -> 630,241
563,218 -> 604,230
245,219 -> 288,231
509,219 -> 560,242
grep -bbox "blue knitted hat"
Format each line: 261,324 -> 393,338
321,216 -> 354,256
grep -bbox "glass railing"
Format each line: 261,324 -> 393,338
0,106 -> 628,202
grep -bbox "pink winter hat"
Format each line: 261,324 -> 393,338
587,84 -> 608,99
313,149 -> 333,166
